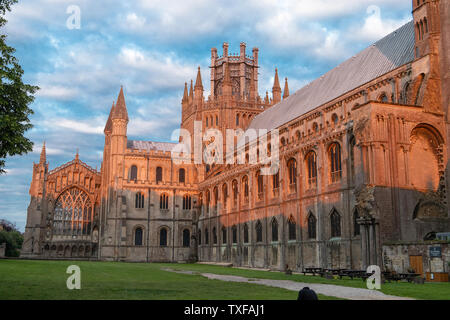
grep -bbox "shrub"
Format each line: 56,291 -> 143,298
0,230 -> 23,257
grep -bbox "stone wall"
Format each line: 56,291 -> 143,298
382,242 -> 450,274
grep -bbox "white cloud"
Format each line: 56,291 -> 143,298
37,85 -> 79,100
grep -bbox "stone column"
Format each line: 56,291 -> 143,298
360,221 -> 368,269
369,222 -> 375,265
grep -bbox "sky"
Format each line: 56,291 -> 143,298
0,0 -> 413,232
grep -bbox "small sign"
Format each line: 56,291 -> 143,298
430,246 -> 442,258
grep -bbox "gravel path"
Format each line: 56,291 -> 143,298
162,268 -> 414,300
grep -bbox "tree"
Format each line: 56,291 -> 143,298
0,218 -> 23,257
0,0 -> 38,174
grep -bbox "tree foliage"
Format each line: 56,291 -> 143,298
0,219 -> 23,257
0,0 -> 38,174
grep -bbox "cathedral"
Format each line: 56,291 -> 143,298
22,0 -> 450,273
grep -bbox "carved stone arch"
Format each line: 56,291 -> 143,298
408,124 -> 444,191
377,92 -> 389,103
413,199 -> 447,220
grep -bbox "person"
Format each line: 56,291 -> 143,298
297,287 -> 319,300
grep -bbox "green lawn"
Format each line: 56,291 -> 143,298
161,263 -> 450,300
0,259 -> 340,300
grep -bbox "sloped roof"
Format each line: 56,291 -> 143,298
249,20 -> 415,131
127,140 -> 177,152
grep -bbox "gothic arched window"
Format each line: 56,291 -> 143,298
307,213 -> 316,239
135,227 -> 143,246
182,194 -> 192,210
130,165 -> 138,180
160,228 -> 168,246
213,227 -> 217,244
244,224 -> 249,243
288,158 -> 297,186
273,171 -> 280,190
306,151 -> 317,187
198,230 -> 202,245
330,209 -> 341,238
222,184 -> 228,208
135,192 -> 144,209
222,226 -> 227,244
179,168 -> 186,183
160,193 -> 169,210
156,167 -> 163,183
232,225 -> 237,244
232,180 -> 238,203
53,187 -> 93,236
288,216 -> 296,241
255,220 -> 263,243
329,143 -> 342,183
257,172 -> 264,197
271,218 -> 278,242
183,229 -> 190,247
242,176 -> 249,200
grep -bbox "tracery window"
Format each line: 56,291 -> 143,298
53,188 -> 93,235
307,212 -> 316,239
160,193 -> 169,210
329,143 -> 342,183
255,220 -> 263,243
135,192 -> 144,209
183,194 -> 192,210
288,158 -> 297,186
271,218 -> 278,242
330,209 -> 341,238
306,151 -> 317,187
288,216 -> 296,241
273,171 -> 279,190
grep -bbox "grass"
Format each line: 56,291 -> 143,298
161,263 -> 450,300
0,259 -> 341,300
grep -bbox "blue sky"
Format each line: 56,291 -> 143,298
1,0 -> 413,231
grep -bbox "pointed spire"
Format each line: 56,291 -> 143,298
182,82 -> 188,103
104,102 -> 115,133
75,149 -> 79,161
195,66 -> 203,89
39,141 -> 46,164
283,77 -> 290,99
272,68 -> 282,104
273,68 -> 281,91
112,86 -> 129,121
189,80 -> 193,102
